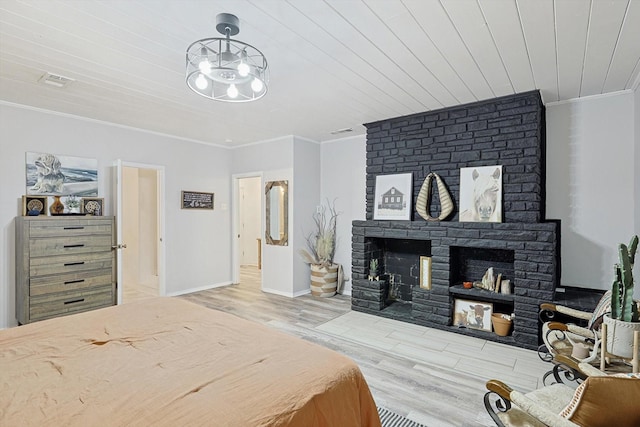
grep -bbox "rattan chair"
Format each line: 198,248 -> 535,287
484,359 -> 640,427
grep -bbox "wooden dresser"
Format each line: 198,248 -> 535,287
15,216 -> 116,324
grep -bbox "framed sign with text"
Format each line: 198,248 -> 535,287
181,191 -> 214,210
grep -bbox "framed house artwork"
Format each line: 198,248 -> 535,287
459,165 -> 502,223
453,298 -> 493,332
26,152 -> 98,196
22,195 -> 48,216
373,173 -> 412,220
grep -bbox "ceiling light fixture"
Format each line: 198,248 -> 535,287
186,13 -> 268,102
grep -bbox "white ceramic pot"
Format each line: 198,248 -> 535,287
603,314 -> 640,359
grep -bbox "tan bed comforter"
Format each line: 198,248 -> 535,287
0,297 -> 381,427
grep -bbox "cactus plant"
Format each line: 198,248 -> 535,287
369,258 -> 378,275
611,235 -> 639,322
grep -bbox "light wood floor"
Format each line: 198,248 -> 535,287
179,266 -> 555,427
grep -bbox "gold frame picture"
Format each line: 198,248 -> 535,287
81,197 -> 104,216
22,195 -> 48,216
419,256 -> 432,290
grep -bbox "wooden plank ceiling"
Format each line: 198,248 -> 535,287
0,0 -> 638,147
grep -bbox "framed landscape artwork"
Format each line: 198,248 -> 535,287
26,152 -> 98,196
373,173 -> 412,220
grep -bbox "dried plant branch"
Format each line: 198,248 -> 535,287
300,199 -> 341,268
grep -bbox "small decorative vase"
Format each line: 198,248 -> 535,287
49,196 -> 64,215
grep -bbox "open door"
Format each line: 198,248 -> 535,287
113,160 -> 166,304
114,159 -> 125,304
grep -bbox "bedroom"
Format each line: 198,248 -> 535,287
1,1 -> 640,425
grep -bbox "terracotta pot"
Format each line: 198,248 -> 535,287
491,313 -> 512,337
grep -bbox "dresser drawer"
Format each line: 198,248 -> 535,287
30,234 -> 113,257
29,285 -> 114,321
30,252 -> 113,277
30,269 -> 113,296
28,219 -> 113,238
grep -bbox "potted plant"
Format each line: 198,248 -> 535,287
299,200 -> 341,297
368,259 -> 379,281
65,195 -> 80,213
603,235 -> 640,359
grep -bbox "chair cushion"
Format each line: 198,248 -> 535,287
587,290 -> 611,330
560,375 -> 640,427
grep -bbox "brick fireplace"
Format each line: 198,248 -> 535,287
351,91 -> 559,350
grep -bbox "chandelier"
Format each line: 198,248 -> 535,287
186,13 -> 268,102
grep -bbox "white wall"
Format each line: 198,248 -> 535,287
320,134 -> 367,295
0,103 -> 232,328
546,91 -> 636,291
293,137 -> 321,295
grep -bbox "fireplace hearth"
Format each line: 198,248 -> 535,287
351,91 -> 559,350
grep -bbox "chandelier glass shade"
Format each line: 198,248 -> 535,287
186,13 -> 268,102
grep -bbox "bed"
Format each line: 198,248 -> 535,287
0,297 -> 381,426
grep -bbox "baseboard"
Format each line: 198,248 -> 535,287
166,281 -> 233,296
262,287 -> 310,298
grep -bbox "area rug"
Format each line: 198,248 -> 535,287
378,406 -> 426,427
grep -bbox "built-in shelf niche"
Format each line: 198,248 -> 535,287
449,246 -> 515,288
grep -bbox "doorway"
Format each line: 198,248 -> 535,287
232,174 -> 262,289
117,163 -> 165,303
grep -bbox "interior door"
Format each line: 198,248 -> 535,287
239,177 -> 261,266
114,159 -> 125,303
114,160 -> 166,303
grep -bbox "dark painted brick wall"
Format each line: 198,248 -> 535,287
352,91 -> 559,350
365,90 -> 545,223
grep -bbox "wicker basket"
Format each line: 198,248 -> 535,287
310,264 -> 339,297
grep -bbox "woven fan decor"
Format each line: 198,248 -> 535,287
415,172 -> 453,221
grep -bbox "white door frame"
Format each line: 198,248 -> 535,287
114,160 -> 166,303
231,172 -> 263,285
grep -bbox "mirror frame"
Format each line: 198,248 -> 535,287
265,180 -> 288,246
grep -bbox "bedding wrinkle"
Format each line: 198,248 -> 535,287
1,297 -> 381,426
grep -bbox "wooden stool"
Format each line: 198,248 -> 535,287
600,323 -> 639,373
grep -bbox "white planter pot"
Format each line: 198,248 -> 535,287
603,314 -> 640,359
310,264 -> 339,298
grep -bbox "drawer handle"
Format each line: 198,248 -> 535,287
64,298 -> 85,305
64,226 -> 85,230
64,261 -> 85,266
64,279 -> 85,285
64,244 -> 85,248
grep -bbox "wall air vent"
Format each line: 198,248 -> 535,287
38,72 -> 75,88
330,127 -> 353,135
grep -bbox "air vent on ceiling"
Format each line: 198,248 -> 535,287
38,72 -> 75,88
329,127 -> 353,135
